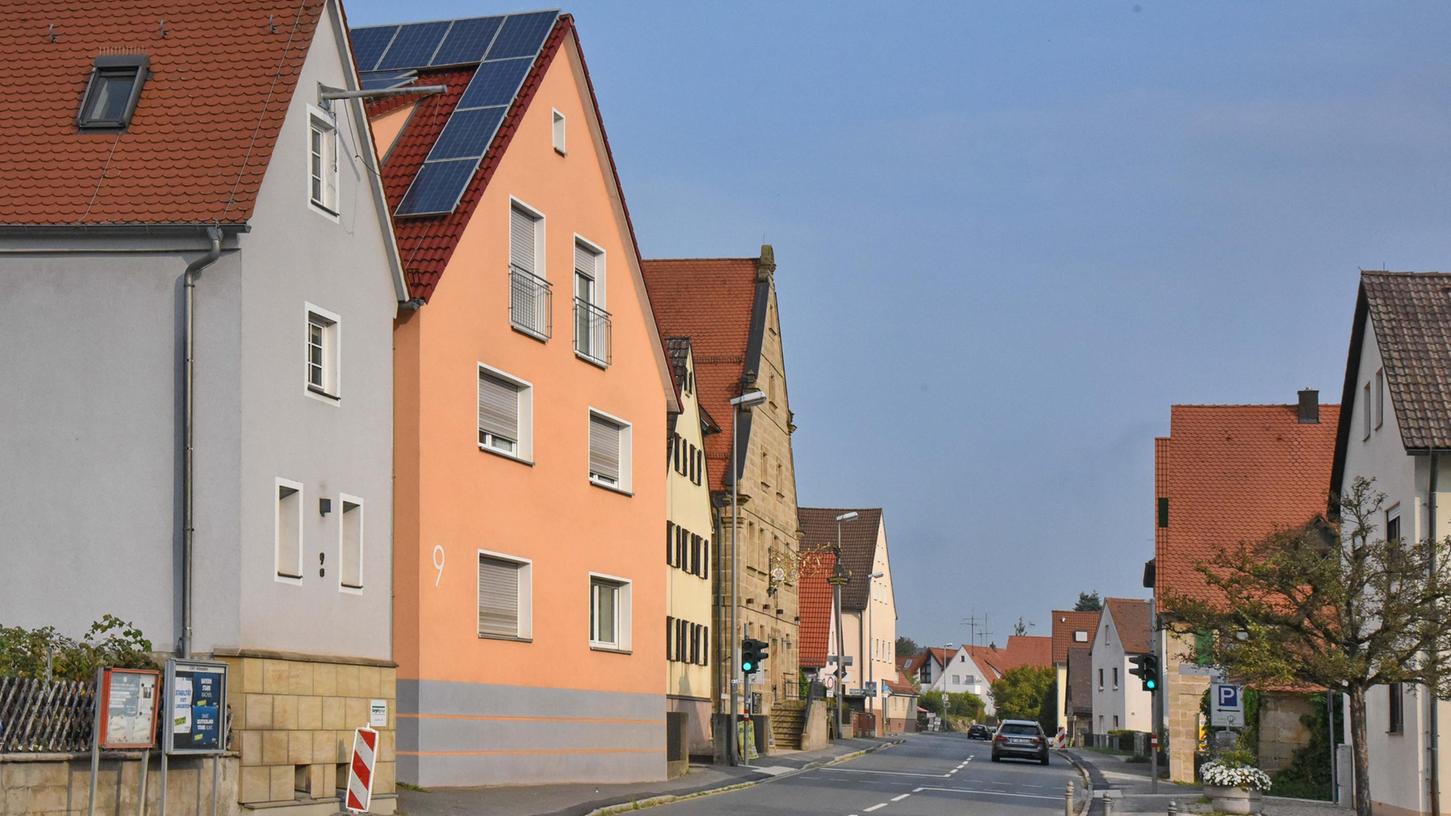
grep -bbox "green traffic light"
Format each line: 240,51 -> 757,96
742,661 -> 754,672
1146,679 -> 1157,690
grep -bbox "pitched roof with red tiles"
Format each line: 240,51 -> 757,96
964,636 -> 1052,685
0,0 -> 329,225
798,549 -> 836,670
1050,610 -> 1101,665
640,257 -> 763,490
1155,402 -> 1340,607
798,507 -> 884,611
1104,597 -> 1152,655
885,670 -> 917,696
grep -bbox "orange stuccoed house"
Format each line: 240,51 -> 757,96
357,11 -> 678,788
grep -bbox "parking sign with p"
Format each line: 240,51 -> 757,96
1211,683 -> 1244,727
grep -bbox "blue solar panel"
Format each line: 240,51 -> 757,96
360,70 -> 415,90
484,11 -> 557,61
351,26 -> 398,72
397,159 -> 477,216
428,107 -> 506,161
431,17 -> 502,67
456,57 -> 533,110
376,21 -> 451,71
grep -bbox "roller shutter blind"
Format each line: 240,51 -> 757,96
478,556 -> 520,637
510,206 -> 537,273
590,414 -> 620,483
478,372 -> 519,443
574,241 -> 597,283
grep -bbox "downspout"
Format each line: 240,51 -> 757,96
181,226 -> 223,659
1430,451 -> 1440,816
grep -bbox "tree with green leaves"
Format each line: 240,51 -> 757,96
990,665 -> 1056,731
1012,617 -> 1034,636
1075,591 -> 1102,612
896,636 -> 920,659
1160,478 -> 1451,816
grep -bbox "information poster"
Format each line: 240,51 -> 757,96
164,659 -> 228,754
98,668 -> 161,749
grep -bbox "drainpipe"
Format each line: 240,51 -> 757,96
1430,452 -> 1440,816
181,226 -> 223,659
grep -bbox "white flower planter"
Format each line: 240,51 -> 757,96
1203,784 -> 1264,815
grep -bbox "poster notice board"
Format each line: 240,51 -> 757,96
164,659 -> 228,755
98,668 -> 161,749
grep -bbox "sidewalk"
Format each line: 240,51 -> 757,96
398,737 -> 898,816
1063,749 -> 1347,815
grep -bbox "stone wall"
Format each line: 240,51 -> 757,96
1258,693 -> 1314,773
0,754 -> 237,816
1164,630 -> 1210,783
216,653 -> 395,813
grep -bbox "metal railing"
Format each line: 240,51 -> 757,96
509,265 -> 552,340
573,298 -> 612,366
0,677 -> 95,753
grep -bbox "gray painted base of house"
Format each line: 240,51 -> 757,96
397,680 -> 666,788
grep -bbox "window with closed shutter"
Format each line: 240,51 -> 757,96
478,556 -> 521,637
701,540 -> 709,580
665,521 -> 675,566
665,616 -> 674,661
589,413 -> 621,485
479,371 -> 520,453
510,205 -> 538,274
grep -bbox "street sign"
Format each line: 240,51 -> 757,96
345,727 -> 379,813
1211,683 -> 1245,727
163,659 -> 228,754
863,681 -> 878,697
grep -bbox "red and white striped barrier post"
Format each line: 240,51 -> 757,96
345,727 -> 379,813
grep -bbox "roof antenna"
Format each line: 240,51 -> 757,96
267,15 -> 277,33
46,24 -> 56,42
158,19 -> 167,37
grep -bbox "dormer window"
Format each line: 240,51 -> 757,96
77,55 -> 148,129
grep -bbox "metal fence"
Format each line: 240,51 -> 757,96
509,265 -> 553,340
573,298 -> 612,366
0,676 -> 95,753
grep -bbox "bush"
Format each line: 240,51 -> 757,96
0,615 -> 156,680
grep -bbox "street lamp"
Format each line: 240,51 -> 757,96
728,389 -> 767,765
831,511 -> 858,736
939,643 -> 953,730
866,569 -> 884,734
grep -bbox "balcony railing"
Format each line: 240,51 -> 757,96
509,265 -> 552,340
574,297 -> 612,366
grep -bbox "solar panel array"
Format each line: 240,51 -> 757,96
352,11 -> 560,216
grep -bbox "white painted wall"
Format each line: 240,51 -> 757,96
1091,607 -> 1151,733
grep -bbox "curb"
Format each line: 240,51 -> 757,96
1055,750 -> 1093,816
582,739 -> 902,816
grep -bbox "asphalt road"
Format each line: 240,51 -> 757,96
654,732 -> 1081,815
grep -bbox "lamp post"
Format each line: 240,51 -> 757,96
941,643 -> 954,730
866,569 -> 884,734
831,511 -> 858,736
727,390 -> 767,765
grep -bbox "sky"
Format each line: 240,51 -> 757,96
347,1 -> 1451,649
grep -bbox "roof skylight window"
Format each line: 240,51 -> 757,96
77,55 -> 148,129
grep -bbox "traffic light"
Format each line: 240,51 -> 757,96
1129,653 -> 1159,692
741,638 -> 769,674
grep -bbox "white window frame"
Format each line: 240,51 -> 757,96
509,196 -> 546,280
477,363 -> 533,463
588,572 -> 632,652
337,493 -> 364,594
551,108 -> 566,155
573,234 -> 606,310
477,549 -> 533,641
304,303 -> 341,404
306,103 -> 340,219
274,477 -> 304,584
588,408 -> 632,494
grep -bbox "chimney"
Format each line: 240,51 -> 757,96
1297,389 -> 1319,424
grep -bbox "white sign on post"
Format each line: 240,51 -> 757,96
1211,683 -> 1245,727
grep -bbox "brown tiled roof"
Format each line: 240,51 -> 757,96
1050,610 -> 1100,665
1333,273 -> 1451,481
1105,598 -> 1152,655
1065,647 -> 1092,715
0,0 -> 326,225
640,258 -> 761,490
1155,403 -> 1339,606
798,507 -> 884,611
797,550 -> 835,669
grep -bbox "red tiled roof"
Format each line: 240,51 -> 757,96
640,258 -> 761,490
1104,597 -> 1152,655
1155,403 -> 1340,607
0,0 -> 326,225
885,671 -> 916,696
798,507 -> 884,611
1050,610 -> 1100,665
965,636 -> 1052,685
798,550 -> 836,669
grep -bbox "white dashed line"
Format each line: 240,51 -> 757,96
912,787 -> 925,793
891,794 -> 910,802
821,768 -> 950,778
914,786 -> 1061,801
863,804 -> 888,813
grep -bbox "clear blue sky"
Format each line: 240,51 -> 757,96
346,1 -> 1451,649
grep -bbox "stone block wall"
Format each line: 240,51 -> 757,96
0,754 -> 237,816
1258,693 -> 1314,773
1164,630 -> 1210,783
215,654 -> 395,811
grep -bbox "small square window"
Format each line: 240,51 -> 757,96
305,306 -> 340,401
77,56 -> 148,129
590,574 -> 631,651
308,106 -> 340,215
479,365 -> 533,461
478,552 -> 532,639
552,109 -> 566,154
589,411 -> 631,492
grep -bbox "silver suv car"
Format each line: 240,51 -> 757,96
991,719 -> 1049,765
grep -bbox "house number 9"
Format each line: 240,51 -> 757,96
432,544 -> 446,587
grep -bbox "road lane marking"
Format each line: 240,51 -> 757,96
915,786 -> 1061,801
863,804 -> 888,812
912,787 -> 924,793
821,768 -> 950,778
890,794 -> 910,802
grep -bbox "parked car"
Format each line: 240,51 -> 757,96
991,719 -> 1050,765
967,723 -> 991,740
